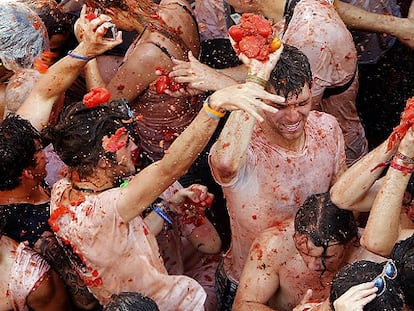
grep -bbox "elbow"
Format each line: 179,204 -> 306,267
360,235 -> 392,257
210,155 -> 238,182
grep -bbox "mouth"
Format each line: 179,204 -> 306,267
283,121 -> 301,132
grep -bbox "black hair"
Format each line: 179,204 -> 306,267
267,44 -> 313,99
295,192 -> 358,248
22,0 -> 72,37
43,99 -> 138,178
391,233 -> 414,309
0,114 -> 41,190
104,292 -> 160,311
330,260 -> 404,311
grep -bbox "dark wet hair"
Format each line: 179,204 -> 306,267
22,0 -> 72,37
330,260 -> 404,311
295,192 -> 358,247
391,233 -> 414,309
43,99 -> 138,178
0,114 -> 41,190
104,292 -> 160,311
267,44 -> 313,99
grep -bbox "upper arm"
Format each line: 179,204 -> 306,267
27,269 -> 71,311
106,42 -> 172,102
234,235 -> 281,310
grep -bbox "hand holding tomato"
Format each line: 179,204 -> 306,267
229,13 -> 282,62
154,66 -> 185,94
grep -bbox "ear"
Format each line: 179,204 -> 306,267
22,168 -> 35,180
97,157 -> 112,169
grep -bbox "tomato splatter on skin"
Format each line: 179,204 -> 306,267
251,242 -> 263,260
222,142 -> 230,148
117,84 -> 125,90
252,214 -> 257,220
102,127 -> 127,153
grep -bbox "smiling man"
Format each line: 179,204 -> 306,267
208,45 -> 348,310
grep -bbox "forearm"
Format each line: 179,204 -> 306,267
336,1 -> 402,33
84,58 -> 106,90
17,43 -> 91,130
235,302 -> 276,311
330,140 -> 395,210
361,167 -> 407,256
218,64 -> 248,83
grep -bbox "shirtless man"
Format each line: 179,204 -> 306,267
232,192 -> 384,311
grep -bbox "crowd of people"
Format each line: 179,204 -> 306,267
1,0 -> 414,310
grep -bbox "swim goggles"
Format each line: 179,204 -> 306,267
373,259 -> 397,296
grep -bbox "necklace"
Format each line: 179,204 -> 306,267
72,184 -> 99,193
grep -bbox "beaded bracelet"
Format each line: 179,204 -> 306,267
67,50 -> 93,61
203,97 -> 226,120
394,151 -> 414,164
246,74 -> 268,88
390,160 -> 414,175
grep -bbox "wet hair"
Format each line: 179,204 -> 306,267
104,292 -> 160,311
329,260 -> 404,311
0,114 -> 41,190
0,1 -> 49,71
391,233 -> 414,309
85,0 -> 193,52
43,99 -> 138,178
267,44 -> 313,99
295,192 -> 359,248
21,0 -> 72,37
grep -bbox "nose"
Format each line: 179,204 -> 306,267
285,106 -> 300,122
307,257 -> 324,271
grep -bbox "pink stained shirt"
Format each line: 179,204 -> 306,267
9,240 -> 51,311
209,111 -> 346,282
50,179 -> 206,310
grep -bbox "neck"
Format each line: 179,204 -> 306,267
72,168 -> 114,193
0,183 -> 48,205
263,127 -> 306,152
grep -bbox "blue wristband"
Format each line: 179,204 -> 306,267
153,206 -> 173,225
67,50 -> 93,61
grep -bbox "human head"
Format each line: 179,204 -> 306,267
20,0 -> 72,51
224,0 -> 259,14
0,1 -> 49,71
104,292 -> 159,311
294,192 -> 358,273
391,233 -> 414,309
0,114 -> 43,190
44,99 -> 139,180
267,44 -> 313,100
261,44 -> 313,145
329,260 -> 404,311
